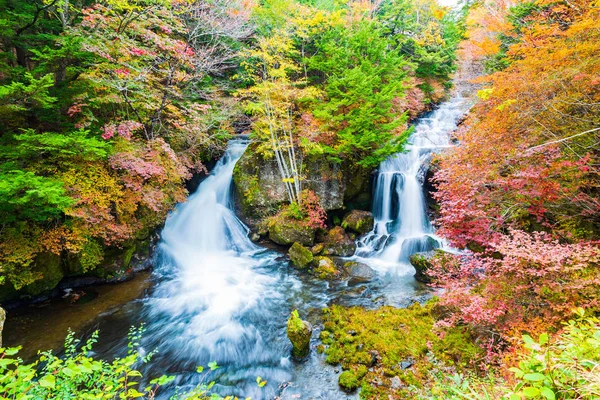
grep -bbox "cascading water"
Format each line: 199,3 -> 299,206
4,97 -> 473,400
137,137 -> 304,399
355,97 -> 470,273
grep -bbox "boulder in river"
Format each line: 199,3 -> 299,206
322,227 -> 356,257
313,256 -> 340,280
344,261 -> 375,283
268,217 -> 316,247
409,250 -> 453,283
287,310 -> 312,360
288,243 -> 313,269
341,210 -> 374,235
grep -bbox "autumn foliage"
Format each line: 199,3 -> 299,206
432,0 -> 600,340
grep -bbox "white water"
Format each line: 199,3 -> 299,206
144,138 -> 299,398
355,97 -> 470,273
50,97 -> 472,400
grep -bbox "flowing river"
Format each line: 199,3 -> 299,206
4,95 -> 471,399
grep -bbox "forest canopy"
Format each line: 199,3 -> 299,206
0,0 -> 464,297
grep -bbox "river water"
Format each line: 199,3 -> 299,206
4,96 -> 471,399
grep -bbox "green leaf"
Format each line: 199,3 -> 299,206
539,333 -> 549,346
509,367 -> 524,378
39,374 -> 56,389
522,387 -> 540,398
540,387 -> 556,400
523,373 -> 546,382
196,366 -> 204,373
208,361 -> 219,371
4,347 -> 21,356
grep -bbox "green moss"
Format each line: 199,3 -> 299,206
288,242 -> 313,269
122,244 -> 136,268
339,370 -> 360,392
79,239 -> 105,272
268,214 -> 316,246
321,299 -> 485,399
287,310 -> 312,359
22,253 -> 63,297
313,257 -> 338,280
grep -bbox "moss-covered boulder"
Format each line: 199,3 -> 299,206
313,256 -> 340,280
409,251 -> 434,283
322,227 -> 356,257
310,243 -> 324,255
0,306 -> 5,347
287,310 -> 312,359
288,243 -> 313,269
339,370 -> 360,392
342,210 -> 374,235
22,252 -> 63,297
233,150 -> 287,219
268,217 -> 316,247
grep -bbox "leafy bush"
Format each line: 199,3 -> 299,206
0,326 -> 224,400
421,310 -> 600,400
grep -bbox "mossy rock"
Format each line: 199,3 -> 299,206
310,243 -> 324,255
409,249 -> 453,283
321,301 -> 485,398
287,310 -> 312,359
22,252 -> 63,297
232,150 -> 286,218
339,370 -> 360,392
409,251 -> 435,283
268,217 -> 316,247
342,210 -> 374,235
313,256 -> 339,280
322,227 -> 356,257
288,243 -> 314,269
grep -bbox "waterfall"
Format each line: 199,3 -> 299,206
142,137 -> 295,398
355,98 -> 469,271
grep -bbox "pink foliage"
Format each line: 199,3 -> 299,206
109,152 -> 165,180
301,190 -> 327,229
102,121 -> 144,140
430,229 -> 600,333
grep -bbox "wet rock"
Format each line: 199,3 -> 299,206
322,227 -> 356,257
313,257 -> 340,280
310,243 -> 324,255
409,250 -> 439,283
344,261 -> 375,283
0,307 -> 5,347
288,243 -> 314,269
342,210 -> 374,235
287,310 -> 312,359
268,218 -> 316,247
410,253 -> 432,283
250,232 -> 261,242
